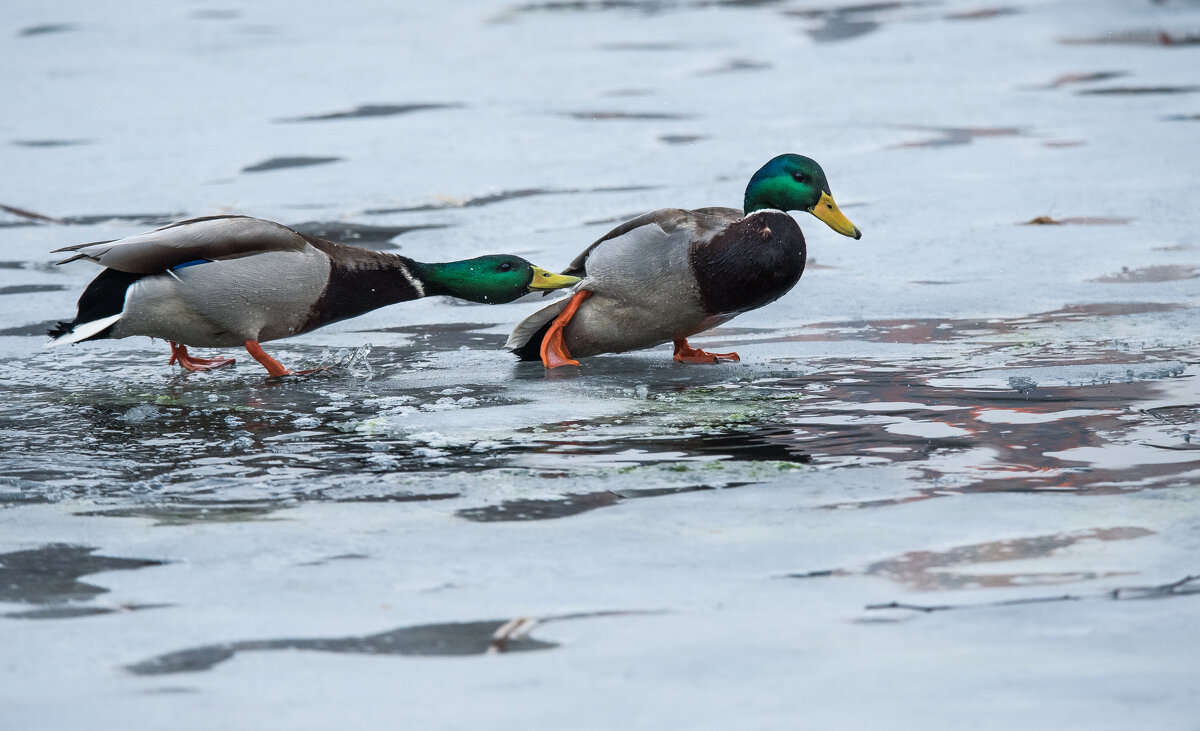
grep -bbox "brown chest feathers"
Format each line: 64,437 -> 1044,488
687,210 -> 806,316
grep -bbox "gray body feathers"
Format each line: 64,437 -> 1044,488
506,207 -> 746,358
48,215 -> 410,348
110,249 -> 331,347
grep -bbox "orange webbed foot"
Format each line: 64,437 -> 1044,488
541,327 -> 579,368
672,339 -> 740,364
168,342 -> 236,372
539,290 -> 592,369
243,340 -> 292,377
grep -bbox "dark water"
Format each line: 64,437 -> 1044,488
3,318 -> 1194,516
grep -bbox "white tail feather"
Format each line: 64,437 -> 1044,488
44,313 -> 123,348
504,298 -> 569,350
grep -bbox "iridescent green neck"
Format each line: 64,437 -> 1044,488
743,177 -> 798,214
407,258 -> 528,304
408,260 -> 480,299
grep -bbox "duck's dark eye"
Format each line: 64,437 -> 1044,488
792,172 -> 808,184
498,262 -> 513,273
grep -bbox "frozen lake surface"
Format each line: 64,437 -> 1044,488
2,0 -> 1199,728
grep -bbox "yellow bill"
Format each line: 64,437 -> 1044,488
528,266 -> 581,291
809,191 -> 862,240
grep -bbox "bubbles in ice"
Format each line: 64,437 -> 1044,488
406,432 -> 457,448
118,405 -> 159,422
223,435 -> 256,451
366,454 -> 400,469
421,396 -> 480,411
1008,376 -> 1037,393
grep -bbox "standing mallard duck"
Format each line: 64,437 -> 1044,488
48,215 -> 578,376
506,154 -> 861,368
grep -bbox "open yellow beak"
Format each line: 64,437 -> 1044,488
808,191 -> 862,240
528,266 -> 581,291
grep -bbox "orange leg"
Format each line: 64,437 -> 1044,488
168,341 -> 235,371
540,290 -> 592,369
243,340 -> 292,377
673,338 -> 740,364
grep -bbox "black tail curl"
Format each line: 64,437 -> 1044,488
49,268 -> 144,342
511,320 -> 554,362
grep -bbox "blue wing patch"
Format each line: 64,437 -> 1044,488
170,259 -> 209,271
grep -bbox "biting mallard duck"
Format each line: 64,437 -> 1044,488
506,154 -> 861,368
48,215 -> 578,375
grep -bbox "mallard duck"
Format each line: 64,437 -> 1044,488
47,215 -> 579,376
506,154 -> 861,368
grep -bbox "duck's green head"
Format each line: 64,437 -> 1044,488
744,154 -> 862,240
414,255 -> 580,304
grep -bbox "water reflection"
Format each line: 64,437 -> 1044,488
865,527 -> 1153,591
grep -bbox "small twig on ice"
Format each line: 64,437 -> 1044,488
1113,574 -> 1200,600
869,576 -> 1200,615
864,601 -> 951,613
488,616 -> 538,654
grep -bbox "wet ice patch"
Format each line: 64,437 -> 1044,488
1078,85 -> 1200,96
17,23 -> 77,37
1023,215 -> 1130,225
10,139 -> 91,148
944,7 -> 1019,21
241,156 -> 342,173
563,111 -> 695,121
0,544 -> 164,608
0,284 -> 65,295
126,619 -> 557,675
891,126 -> 1025,149
290,222 -> 449,250
784,2 -> 918,43
1059,29 -> 1200,46
1092,265 -> 1199,283
276,103 -> 462,123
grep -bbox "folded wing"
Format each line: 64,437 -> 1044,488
52,215 -> 312,274
561,207 -> 740,277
